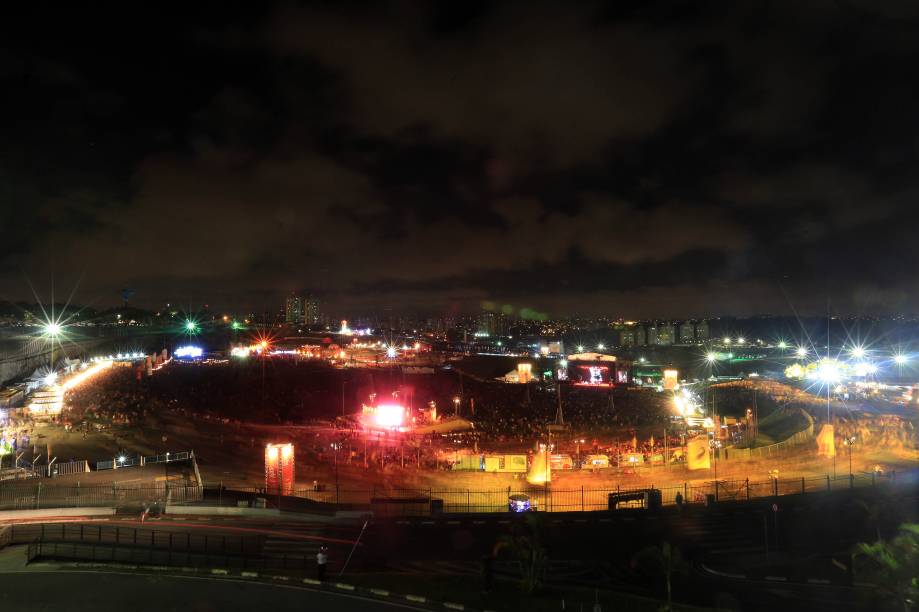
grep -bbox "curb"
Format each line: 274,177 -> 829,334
38,560 -> 488,611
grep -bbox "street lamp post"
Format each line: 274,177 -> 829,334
844,435 -> 856,483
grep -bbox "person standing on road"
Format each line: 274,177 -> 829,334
317,546 -> 328,581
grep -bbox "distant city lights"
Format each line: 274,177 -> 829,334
796,346 -> 808,358
386,346 -> 397,359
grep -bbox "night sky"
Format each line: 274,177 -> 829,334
3,2 -> 919,318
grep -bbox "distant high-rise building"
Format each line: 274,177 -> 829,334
646,324 -> 659,346
304,295 -> 320,325
656,324 -> 676,346
695,320 -> 710,341
620,329 -> 636,347
477,312 -> 496,336
679,321 -> 695,344
285,294 -> 304,325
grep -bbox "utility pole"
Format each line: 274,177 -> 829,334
555,381 -> 564,426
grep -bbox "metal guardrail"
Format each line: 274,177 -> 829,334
95,450 -> 193,471
26,541 -> 317,572
12,523 -> 260,556
0,483 -> 203,511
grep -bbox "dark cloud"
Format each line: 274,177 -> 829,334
2,1 -> 919,318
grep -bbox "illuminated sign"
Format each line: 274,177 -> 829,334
265,443 -> 295,495
662,369 -> 678,390
175,346 -> 203,359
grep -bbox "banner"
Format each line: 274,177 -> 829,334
816,424 -> 835,457
687,436 -> 711,470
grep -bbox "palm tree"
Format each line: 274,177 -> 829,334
494,514 -> 548,594
854,499 -> 883,542
633,540 -> 686,611
854,523 -> 919,612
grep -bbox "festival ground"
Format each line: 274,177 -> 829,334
25,409 -> 919,496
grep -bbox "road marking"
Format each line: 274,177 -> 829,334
302,578 -> 321,585
765,576 -> 787,582
241,571 -> 258,578
446,521 -> 460,525
472,521 -> 485,525
3,570 -> 431,610
370,588 -> 390,596
334,582 -> 356,591
211,568 -> 228,575
807,578 -> 830,584
406,595 -> 426,603
444,603 -> 464,610
271,575 -> 289,581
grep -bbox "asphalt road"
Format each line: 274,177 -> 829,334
0,571 -> 423,612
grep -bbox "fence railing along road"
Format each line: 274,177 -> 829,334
0,470 -> 897,514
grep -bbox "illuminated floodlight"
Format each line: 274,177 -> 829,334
175,345 -> 203,359
639,357 -> 646,363
44,372 -> 58,386
737,337 -> 745,345
184,320 -> 198,333
777,341 -> 787,349
850,346 -> 866,359
559,359 -> 568,367
386,346 -> 397,359
231,321 -> 242,330
816,359 -> 842,384
706,352 -> 717,363
723,337 -> 731,345
44,322 -> 62,337
373,404 -> 404,428
894,353 -> 908,365
597,343 -> 605,350
672,395 -> 686,415
577,345 -> 584,352
796,346 -> 808,358
117,456 -> 126,464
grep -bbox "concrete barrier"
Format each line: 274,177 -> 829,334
0,507 -> 115,521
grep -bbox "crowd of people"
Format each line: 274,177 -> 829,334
834,414 -> 917,450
